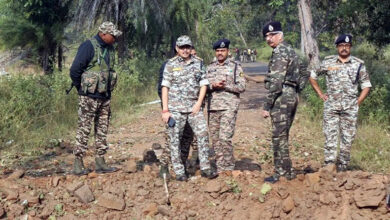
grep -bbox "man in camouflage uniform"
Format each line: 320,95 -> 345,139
70,22 -> 122,175
207,39 -> 246,173
161,35 -> 217,181
262,21 -> 299,183
157,48 -> 198,178
309,34 -> 371,171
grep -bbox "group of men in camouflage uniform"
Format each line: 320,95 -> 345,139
68,21 -> 372,186
159,36 -> 246,181
261,21 -> 371,183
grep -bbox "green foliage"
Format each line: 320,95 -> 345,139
0,55 -> 160,160
0,0 -> 73,73
226,179 -> 242,194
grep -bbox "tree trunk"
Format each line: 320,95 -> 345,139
58,45 -> 63,72
298,0 -> 320,69
40,45 -> 56,75
233,18 -> 248,48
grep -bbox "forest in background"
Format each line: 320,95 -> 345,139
0,0 -> 389,170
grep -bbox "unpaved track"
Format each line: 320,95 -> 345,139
0,62 -> 389,219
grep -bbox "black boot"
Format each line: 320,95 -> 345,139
264,174 -> 279,184
175,174 -> 188,182
201,168 -> 218,179
73,157 -> 91,176
336,163 -> 348,172
95,157 -> 119,173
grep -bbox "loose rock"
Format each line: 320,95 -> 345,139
282,196 -> 295,213
204,180 -> 223,193
97,193 -> 125,210
123,160 -> 137,173
143,203 -> 158,216
66,181 -> 84,194
19,193 -> 40,206
157,205 -> 170,216
354,187 -> 385,208
7,170 -> 25,179
1,187 -> 18,200
305,173 -> 320,186
74,185 -> 95,203
0,207 -> 5,218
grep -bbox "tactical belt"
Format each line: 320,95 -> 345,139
283,81 -> 297,88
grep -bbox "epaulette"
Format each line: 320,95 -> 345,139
193,55 -> 203,62
168,56 -> 179,62
352,56 -> 364,64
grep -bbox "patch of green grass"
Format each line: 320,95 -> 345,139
226,179 -> 242,194
294,101 -> 390,173
0,55 -> 161,168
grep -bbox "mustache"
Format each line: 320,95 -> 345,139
341,50 -> 348,53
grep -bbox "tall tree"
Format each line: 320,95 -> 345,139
0,0 -> 72,74
297,0 -> 319,68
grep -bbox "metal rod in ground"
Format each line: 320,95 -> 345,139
163,173 -> 171,205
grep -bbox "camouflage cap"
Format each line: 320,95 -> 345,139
98,22 -> 122,37
176,35 -> 193,47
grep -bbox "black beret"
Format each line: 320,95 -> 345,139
263,21 -> 282,37
335,34 -> 352,45
213,39 -> 230,50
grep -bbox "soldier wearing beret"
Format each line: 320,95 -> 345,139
161,35 -> 217,181
309,34 -> 371,171
70,22 -> 122,175
206,39 -> 246,173
262,21 -> 300,183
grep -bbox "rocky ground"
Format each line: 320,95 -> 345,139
0,62 -> 389,219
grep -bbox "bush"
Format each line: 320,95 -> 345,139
0,54 -> 160,158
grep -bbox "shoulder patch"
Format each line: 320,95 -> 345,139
352,56 -> 364,64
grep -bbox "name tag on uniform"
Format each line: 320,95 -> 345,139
173,67 -> 182,71
327,66 -> 340,71
240,72 -> 244,77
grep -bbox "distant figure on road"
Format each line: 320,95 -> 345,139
309,34 -> 371,171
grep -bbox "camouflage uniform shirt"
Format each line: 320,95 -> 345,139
207,59 -> 246,111
264,42 -> 300,111
310,55 -> 372,109
161,56 -> 209,113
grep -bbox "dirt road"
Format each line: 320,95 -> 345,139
0,62 -> 388,219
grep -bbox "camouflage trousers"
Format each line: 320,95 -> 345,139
73,96 -> 110,158
159,121 -> 198,167
270,87 -> 298,177
168,111 -> 210,176
323,103 -> 358,166
209,109 -> 238,173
